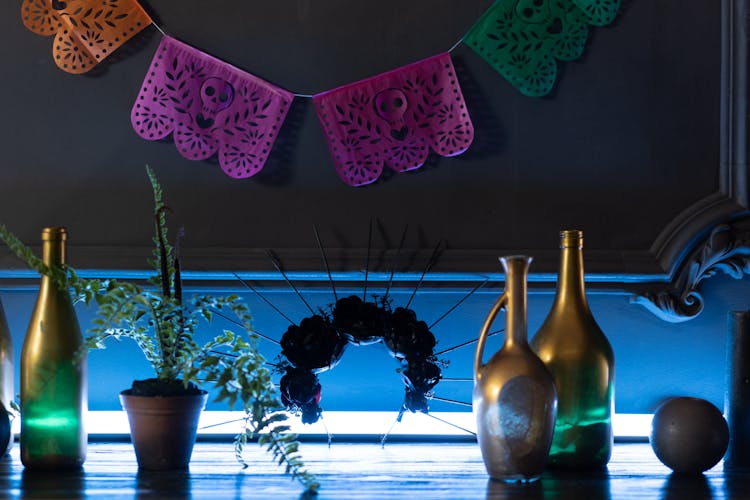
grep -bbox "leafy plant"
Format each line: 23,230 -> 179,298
0,166 -> 318,493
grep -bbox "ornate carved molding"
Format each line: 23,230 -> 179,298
649,0 -> 749,279
633,215 -> 750,322
634,0 -> 750,321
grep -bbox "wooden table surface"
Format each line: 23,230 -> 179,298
1,441 -> 748,499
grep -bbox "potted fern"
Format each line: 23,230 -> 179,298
0,167 -> 317,492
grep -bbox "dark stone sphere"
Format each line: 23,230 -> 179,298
650,397 -> 729,474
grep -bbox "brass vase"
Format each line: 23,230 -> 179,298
0,298 -> 13,456
21,227 -> 87,469
531,230 -> 615,469
474,255 -> 557,482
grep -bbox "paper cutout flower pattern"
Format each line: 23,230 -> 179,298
465,0 -> 620,97
21,0 -> 152,74
313,53 -> 474,187
131,36 -> 294,179
572,0 -> 620,26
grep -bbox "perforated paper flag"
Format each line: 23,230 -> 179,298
131,36 -> 294,179
465,0 -> 620,97
21,0 -> 152,74
313,53 -> 474,187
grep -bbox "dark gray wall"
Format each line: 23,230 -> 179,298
1,1 -> 748,418
0,0 -> 728,277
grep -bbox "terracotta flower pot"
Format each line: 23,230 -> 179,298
120,390 -> 208,470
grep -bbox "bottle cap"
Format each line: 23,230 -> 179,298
41,227 -> 68,241
560,230 -> 583,248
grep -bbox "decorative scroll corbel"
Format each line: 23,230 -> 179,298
632,216 -> 750,322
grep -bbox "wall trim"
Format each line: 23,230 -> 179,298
632,0 -> 750,321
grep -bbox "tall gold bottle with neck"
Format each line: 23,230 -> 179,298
474,255 -> 557,482
21,227 -> 87,469
531,230 -> 614,469
0,298 -> 13,455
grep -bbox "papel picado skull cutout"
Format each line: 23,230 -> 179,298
373,88 -> 409,141
196,77 -> 235,129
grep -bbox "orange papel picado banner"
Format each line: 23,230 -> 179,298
21,0 -> 152,74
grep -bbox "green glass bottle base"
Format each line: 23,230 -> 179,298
548,421 -> 612,469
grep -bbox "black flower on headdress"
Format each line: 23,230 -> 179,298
280,314 -> 347,372
332,295 -> 389,345
384,307 -> 436,360
280,366 -> 322,425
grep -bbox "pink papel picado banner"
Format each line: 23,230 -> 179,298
313,53 -> 474,187
131,35 -> 294,179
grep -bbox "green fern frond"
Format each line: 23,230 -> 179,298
1,166 -> 318,493
0,224 -> 67,291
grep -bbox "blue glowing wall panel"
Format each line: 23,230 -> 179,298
1,273 -> 746,415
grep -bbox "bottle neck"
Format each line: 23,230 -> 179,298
40,227 -> 68,290
500,255 -> 530,349
554,238 -> 588,308
42,239 -> 66,268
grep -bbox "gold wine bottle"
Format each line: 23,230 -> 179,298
0,298 -> 13,455
531,230 -> 614,469
21,227 -> 87,469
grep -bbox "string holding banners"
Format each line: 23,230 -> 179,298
313,54 -> 475,187
21,0 -> 152,74
131,35 -> 294,179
